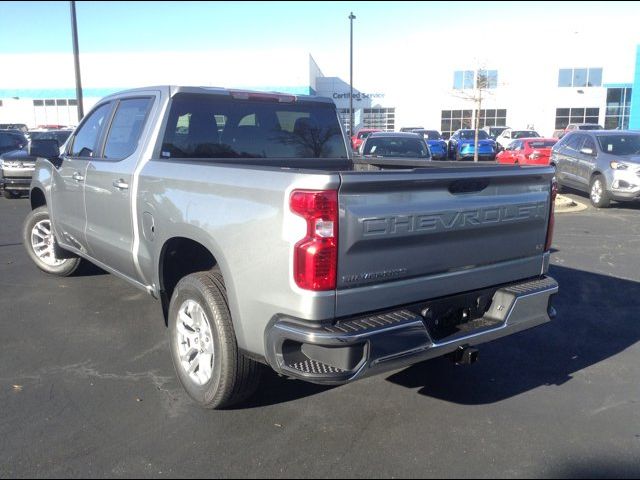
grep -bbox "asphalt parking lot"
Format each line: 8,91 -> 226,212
1,193 -> 640,478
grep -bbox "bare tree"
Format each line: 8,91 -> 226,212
451,69 -> 493,162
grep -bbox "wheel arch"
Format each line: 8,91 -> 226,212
156,235 -> 242,339
30,187 -> 46,210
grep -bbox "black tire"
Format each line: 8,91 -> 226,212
589,174 -> 611,208
168,269 -> 262,409
23,206 -> 81,276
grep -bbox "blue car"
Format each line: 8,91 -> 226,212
411,129 -> 448,160
447,129 -> 497,161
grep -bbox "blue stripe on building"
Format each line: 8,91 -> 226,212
630,46 -> 640,130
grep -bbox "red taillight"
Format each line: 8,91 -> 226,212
290,190 -> 338,291
545,180 -> 557,251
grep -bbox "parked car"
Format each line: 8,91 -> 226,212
496,129 -> 541,150
555,123 -> 604,140
399,126 -> 424,132
410,129 -> 448,159
23,86 -> 557,409
0,123 -> 29,134
357,131 -> 431,166
0,130 -> 27,155
447,129 -> 497,161
496,138 -> 558,166
551,130 -> 640,207
351,128 -> 381,151
482,125 -> 510,140
0,129 -> 72,198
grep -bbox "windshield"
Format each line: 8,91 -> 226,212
0,132 -> 26,150
458,130 -> 490,140
488,127 -> 508,138
31,131 -> 72,144
363,137 -> 430,158
512,131 -> 540,139
417,130 -> 442,140
527,140 -> 557,149
162,93 -> 348,159
578,125 -> 603,130
596,134 -> 640,156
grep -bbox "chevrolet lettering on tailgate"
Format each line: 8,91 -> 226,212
362,201 -> 548,237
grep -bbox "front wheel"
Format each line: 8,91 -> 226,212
589,175 -> 611,208
169,269 -> 262,409
23,206 -> 81,276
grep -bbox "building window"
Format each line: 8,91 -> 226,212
605,88 -> 632,129
33,100 -> 44,106
340,107 -> 395,132
555,107 -> 600,129
558,68 -> 603,87
454,70 -> 498,90
68,99 -> 78,106
440,109 -> 507,139
56,99 -> 68,106
453,70 -> 475,89
558,69 -> 573,87
478,70 -> 498,89
44,99 -> 55,106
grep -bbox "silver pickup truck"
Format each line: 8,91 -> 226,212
23,86 -> 558,409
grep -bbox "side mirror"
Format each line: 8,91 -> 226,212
29,139 -> 60,160
580,147 -> 595,156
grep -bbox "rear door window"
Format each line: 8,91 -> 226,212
103,97 -> 153,160
160,93 -> 348,159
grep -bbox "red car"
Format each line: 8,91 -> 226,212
351,128 -> 382,151
496,138 -> 557,165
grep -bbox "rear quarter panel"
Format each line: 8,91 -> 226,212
136,161 -> 340,356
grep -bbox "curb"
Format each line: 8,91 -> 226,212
555,194 -> 588,213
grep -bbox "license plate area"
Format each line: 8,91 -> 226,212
410,285 -> 502,342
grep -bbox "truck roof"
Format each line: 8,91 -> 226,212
100,86 -> 335,104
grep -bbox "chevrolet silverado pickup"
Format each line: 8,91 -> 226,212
23,86 -> 558,409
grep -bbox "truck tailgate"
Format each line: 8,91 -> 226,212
336,165 -> 554,317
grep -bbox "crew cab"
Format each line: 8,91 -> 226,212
24,86 -> 558,409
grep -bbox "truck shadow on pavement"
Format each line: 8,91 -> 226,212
385,264 -> 640,404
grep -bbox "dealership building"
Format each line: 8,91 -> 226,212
1,44 -> 640,140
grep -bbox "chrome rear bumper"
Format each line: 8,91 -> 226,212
265,276 -> 558,384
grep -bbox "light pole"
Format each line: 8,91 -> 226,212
70,1 -> 84,121
349,12 -> 356,138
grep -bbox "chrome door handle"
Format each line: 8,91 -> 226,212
113,179 -> 129,190
72,172 -> 84,182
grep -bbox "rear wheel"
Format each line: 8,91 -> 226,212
23,206 -> 81,276
589,175 -> 611,208
169,269 -> 262,409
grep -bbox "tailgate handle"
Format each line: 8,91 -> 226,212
448,179 -> 490,194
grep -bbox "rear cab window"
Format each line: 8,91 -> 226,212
160,93 -> 348,162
